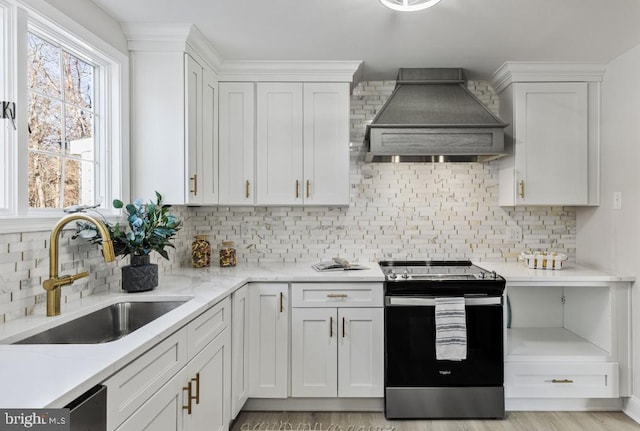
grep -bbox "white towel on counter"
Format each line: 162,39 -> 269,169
435,297 -> 467,361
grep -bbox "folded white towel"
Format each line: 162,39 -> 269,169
435,297 -> 467,361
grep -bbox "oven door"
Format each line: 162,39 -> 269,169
385,296 -> 503,388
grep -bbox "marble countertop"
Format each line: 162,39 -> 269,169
0,260 -> 632,409
476,261 -> 635,283
0,262 -> 384,409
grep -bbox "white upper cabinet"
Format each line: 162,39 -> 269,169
303,83 -> 350,206
254,82 -> 350,206
219,79 -> 352,207
256,82 -> 304,205
491,62 -> 605,206
185,54 -> 219,205
124,24 -> 220,205
219,83 -> 255,205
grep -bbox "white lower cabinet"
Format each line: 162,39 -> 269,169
337,307 -> 384,397
506,362 -> 618,399
184,327 -> 231,431
116,330 -> 230,431
291,307 -> 383,398
248,283 -> 289,398
505,280 -> 631,401
291,308 -> 337,397
115,368 -> 189,431
106,330 -> 188,429
231,285 -> 250,417
106,298 -> 231,431
290,282 -> 384,398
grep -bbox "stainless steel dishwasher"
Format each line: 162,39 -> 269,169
64,385 -> 107,431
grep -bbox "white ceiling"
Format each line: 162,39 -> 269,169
90,0 -> 640,81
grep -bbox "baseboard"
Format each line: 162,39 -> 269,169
243,398 -> 384,412
624,395 -> 640,424
506,398 -> 623,411
244,397 -> 627,413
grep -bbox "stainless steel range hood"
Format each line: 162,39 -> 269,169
365,68 -> 508,162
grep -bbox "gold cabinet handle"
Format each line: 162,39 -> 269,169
342,317 -> 345,338
519,180 -> 525,199
295,180 -> 300,199
279,291 -> 284,313
182,381 -> 193,415
327,293 -> 348,298
245,180 -> 250,199
190,174 -> 198,196
306,180 -> 310,198
192,373 -> 200,404
551,379 -> 574,384
330,316 -> 333,338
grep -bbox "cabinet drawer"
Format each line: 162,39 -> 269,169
505,362 -> 618,398
188,297 -> 231,358
290,283 -> 383,307
106,328 -> 188,430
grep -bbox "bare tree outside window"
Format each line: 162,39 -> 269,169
27,32 -> 97,209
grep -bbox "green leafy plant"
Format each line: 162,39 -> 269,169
74,192 -> 181,260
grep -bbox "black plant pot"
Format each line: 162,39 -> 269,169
121,255 -> 158,293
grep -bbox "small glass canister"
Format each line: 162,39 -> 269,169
219,240 -> 237,267
191,235 -> 211,268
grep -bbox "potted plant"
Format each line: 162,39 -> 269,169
75,192 -> 181,292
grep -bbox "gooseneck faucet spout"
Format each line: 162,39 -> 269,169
43,213 -> 116,316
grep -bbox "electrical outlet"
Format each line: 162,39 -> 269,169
613,191 -> 622,210
506,226 -> 522,242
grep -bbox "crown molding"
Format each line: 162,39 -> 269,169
218,60 -> 363,83
490,61 -> 607,94
120,24 -> 361,82
121,23 -> 223,72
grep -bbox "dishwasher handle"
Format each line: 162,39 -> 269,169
385,296 -> 502,307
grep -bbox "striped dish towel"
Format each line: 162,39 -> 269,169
435,297 -> 467,361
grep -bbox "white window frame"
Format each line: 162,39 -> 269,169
0,0 -> 129,233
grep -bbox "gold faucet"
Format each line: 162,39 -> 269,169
43,214 -> 116,316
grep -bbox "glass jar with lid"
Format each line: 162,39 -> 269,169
191,234 -> 211,268
219,240 -> 237,267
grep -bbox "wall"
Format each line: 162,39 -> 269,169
185,80 -> 576,265
576,43 -> 640,417
0,79 -> 577,324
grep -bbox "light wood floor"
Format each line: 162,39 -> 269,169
232,411 -> 640,431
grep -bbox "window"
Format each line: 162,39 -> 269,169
0,1 -> 128,230
27,31 -> 98,209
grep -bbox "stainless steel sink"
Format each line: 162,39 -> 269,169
14,301 -> 187,344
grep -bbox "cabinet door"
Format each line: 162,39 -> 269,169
219,82 -> 255,205
514,82 -> 589,205
291,308 -> 338,397
303,83 -> 350,206
115,368 -> 187,431
338,308 -> 384,397
106,329 -> 188,430
129,51 -> 186,204
200,67 -> 218,204
231,285 -> 250,418
256,83 -> 303,205
186,328 -> 231,431
248,283 -> 289,398
185,53 -> 203,205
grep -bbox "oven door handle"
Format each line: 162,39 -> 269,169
385,296 -> 502,306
